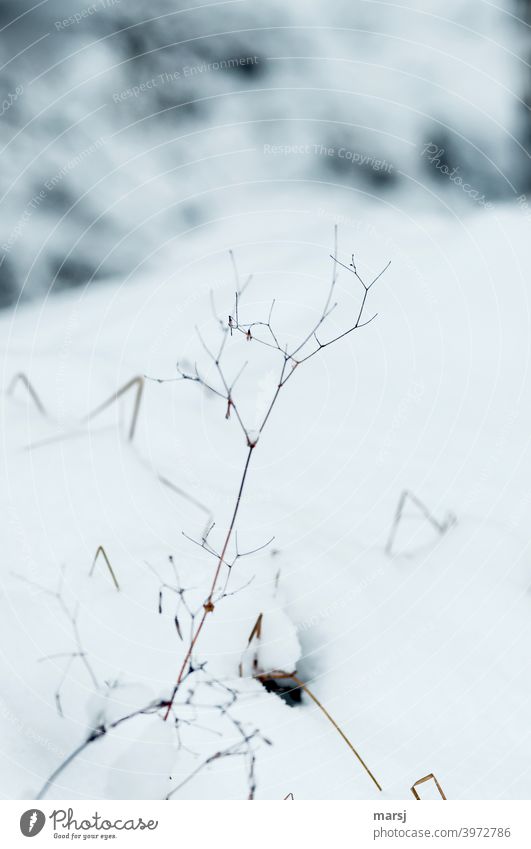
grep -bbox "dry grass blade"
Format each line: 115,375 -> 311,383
238,612 -> 263,676
291,673 -> 382,793
247,612 -> 263,643
411,773 -> 447,800
7,372 -> 47,417
83,375 -> 144,441
89,545 -> 120,591
157,471 -> 213,528
385,489 -> 456,556
259,671 -> 382,792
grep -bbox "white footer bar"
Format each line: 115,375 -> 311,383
3,800 -> 531,847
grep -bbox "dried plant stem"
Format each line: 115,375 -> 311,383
83,375 -> 144,442
258,670 -> 381,791
238,612 -> 263,676
13,569 -> 100,694
37,733 -> 98,801
162,244 -> 390,719
164,444 -> 256,719
7,372 -> 47,417
289,673 -> 382,793
247,612 -> 263,644
411,772 -> 447,800
385,489 -> 456,556
166,748 -> 244,799
89,545 -> 120,591
37,698 -> 166,800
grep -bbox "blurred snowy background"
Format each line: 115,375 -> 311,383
0,0 -> 530,305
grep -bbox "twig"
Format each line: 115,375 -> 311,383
165,674 -> 268,799
162,238 -> 389,718
163,442 -> 256,719
36,698 -> 167,799
166,748 -> 245,798
13,569 -> 100,702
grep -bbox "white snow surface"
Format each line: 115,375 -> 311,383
0,0 -> 529,302
1,197 -> 531,800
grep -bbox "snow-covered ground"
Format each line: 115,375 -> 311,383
2,195 -> 531,799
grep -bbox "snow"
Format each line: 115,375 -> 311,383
1,197 -> 531,799
0,0 -> 529,303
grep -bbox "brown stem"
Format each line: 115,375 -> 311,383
290,674 -> 382,792
264,672 -> 382,791
162,248 -> 389,723
164,443 -> 256,718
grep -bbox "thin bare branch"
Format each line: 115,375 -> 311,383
161,237 -> 386,719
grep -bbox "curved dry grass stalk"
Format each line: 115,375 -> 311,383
83,375 -> 144,442
238,612 -> 263,677
89,545 -> 120,591
385,489 -> 456,556
411,772 -> 447,800
22,374 -> 145,449
7,372 -> 48,417
259,670 -> 382,793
